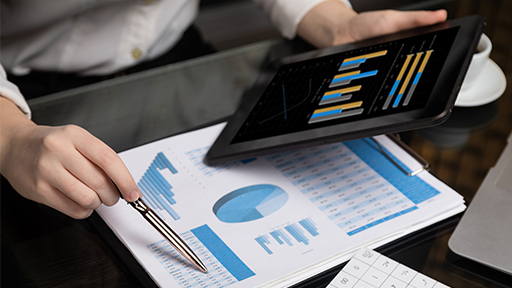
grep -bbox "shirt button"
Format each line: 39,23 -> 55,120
131,48 -> 143,59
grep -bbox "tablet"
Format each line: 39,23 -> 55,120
206,15 -> 485,165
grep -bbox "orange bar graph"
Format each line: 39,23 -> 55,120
334,70 -> 360,79
324,86 -> 362,96
398,52 -> 423,95
418,50 -> 433,73
313,101 -> 363,114
397,55 -> 413,81
343,50 -> 388,64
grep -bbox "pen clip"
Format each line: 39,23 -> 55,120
371,135 -> 430,177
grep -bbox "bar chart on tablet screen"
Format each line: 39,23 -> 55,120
232,27 -> 458,144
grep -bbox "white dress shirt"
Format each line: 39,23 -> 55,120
0,0 -> 351,118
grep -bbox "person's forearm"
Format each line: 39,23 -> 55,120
297,0 -> 357,48
0,96 -> 36,173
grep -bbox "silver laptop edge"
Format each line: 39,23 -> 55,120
449,131 -> 512,275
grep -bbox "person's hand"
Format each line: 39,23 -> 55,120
297,0 -> 448,48
0,97 -> 141,219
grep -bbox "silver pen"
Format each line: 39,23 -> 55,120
126,198 -> 208,273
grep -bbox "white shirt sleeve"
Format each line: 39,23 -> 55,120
253,0 -> 352,39
0,64 -> 31,118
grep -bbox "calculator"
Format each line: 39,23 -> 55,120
328,248 -> 450,288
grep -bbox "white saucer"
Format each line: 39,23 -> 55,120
455,59 -> 507,107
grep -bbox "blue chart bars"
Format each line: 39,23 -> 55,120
192,225 -> 256,281
148,224 -> 255,287
329,70 -> 378,88
137,152 -> 180,220
255,218 -> 319,254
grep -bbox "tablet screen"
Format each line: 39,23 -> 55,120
206,15 -> 485,165
232,27 -> 458,144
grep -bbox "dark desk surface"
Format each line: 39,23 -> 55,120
2,1 -> 512,287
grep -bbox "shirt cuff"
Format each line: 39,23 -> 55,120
255,0 -> 352,39
0,65 -> 31,119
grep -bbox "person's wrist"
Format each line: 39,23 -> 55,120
297,0 -> 357,48
0,96 -> 37,174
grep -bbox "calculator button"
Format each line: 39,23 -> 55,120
410,273 -> 436,288
353,280 -> 376,288
362,266 -> 388,287
390,264 -> 417,284
344,258 -> 371,278
381,276 -> 408,288
373,254 -> 399,274
330,270 -> 358,288
354,248 -> 380,265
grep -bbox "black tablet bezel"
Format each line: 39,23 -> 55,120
206,15 -> 485,165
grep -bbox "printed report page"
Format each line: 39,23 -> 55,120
97,123 -> 464,288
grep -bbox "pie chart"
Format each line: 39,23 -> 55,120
213,184 -> 288,223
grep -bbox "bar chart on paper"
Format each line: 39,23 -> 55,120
266,138 -> 440,236
255,218 -> 319,255
148,224 -> 255,288
136,152 -> 181,220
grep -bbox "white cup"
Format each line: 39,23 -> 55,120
461,33 -> 492,91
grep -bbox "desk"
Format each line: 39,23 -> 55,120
2,1 -> 512,286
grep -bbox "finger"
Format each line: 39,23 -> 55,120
70,126 -> 141,202
48,164 -> 103,209
62,148 -> 120,206
392,10 -> 447,30
351,9 -> 448,42
35,181 -> 95,219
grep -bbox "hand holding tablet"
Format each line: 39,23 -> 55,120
206,15 -> 485,165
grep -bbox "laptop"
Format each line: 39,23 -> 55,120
449,131 -> 512,275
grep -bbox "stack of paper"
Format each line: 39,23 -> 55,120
97,123 -> 465,288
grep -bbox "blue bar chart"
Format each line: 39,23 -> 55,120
329,70 -> 378,88
404,50 -> 433,106
232,28 -> 457,144
392,52 -> 422,108
137,152 -> 180,220
148,224 -> 255,287
309,101 -> 364,124
320,85 -> 361,105
383,54 -> 413,110
383,49 -> 434,109
255,218 -> 319,255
